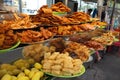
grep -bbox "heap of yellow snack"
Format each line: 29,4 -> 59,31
0,59 -> 44,80
42,52 -> 83,76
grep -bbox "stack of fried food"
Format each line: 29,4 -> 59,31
65,12 -> 91,23
17,27 -> 53,43
49,38 -> 90,62
32,5 -> 66,25
0,23 -> 18,49
69,29 -> 113,50
47,24 -> 96,36
42,52 -> 83,76
91,21 -> 107,27
3,13 -> 36,29
84,40 -> 104,50
51,2 -> 71,12
92,32 -> 115,45
64,41 -> 90,62
78,24 -> 95,31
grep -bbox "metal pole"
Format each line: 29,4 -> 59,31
19,0 -> 22,13
109,0 -> 116,30
80,0 -> 82,11
65,0 -> 68,6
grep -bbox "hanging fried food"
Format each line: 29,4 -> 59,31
51,2 -> 71,12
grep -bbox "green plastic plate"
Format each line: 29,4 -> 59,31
43,65 -> 85,78
0,41 -> 21,53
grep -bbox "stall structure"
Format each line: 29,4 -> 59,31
0,1 -> 119,80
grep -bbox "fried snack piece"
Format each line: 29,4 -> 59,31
64,41 -> 90,62
42,52 -> 83,76
51,2 -> 71,12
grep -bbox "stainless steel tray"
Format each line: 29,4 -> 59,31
0,47 -> 23,63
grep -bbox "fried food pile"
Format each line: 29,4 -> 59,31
3,13 -> 36,29
51,2 -> 71,12
92,32 -> 115,45
78,24 -> 95,31
42,52 -> 83,76
0,24 -> 18,49
23,44 -> 56,62
49,38 -> 66,52
84,40 -> 104,50
65,12 -> 91,23
64,42 -> 90,62
17,27 -> 53,43
32,5 -> 65,25
23,38 -> 90,62
69,29 -> 108,43
91,21 -> 107,27
47,24 -> 96,36
32,5 -> 92,25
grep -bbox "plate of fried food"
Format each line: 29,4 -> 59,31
43,65 -> 85,78
0,40 -> 21,53
41,52 -> 85,78
0,27 -> 21,53
2,13 -> 37,30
